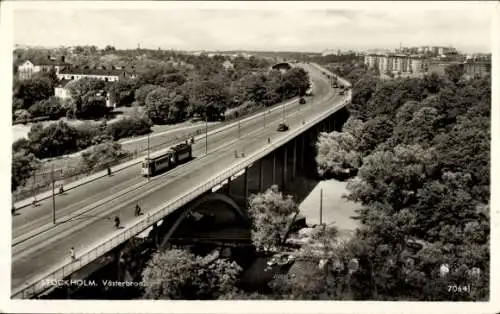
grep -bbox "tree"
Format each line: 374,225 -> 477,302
247,185 -> 299,251
65,77 -> 106,100
77,92 -> 109,119
347,144 -> 439,211
27,121 -> 80,158
316,131 -> 362,177
66,78 -> 109,119
188,79 -> 229,120
281,67 -> 310,98
106,114 -> 152,140
434,115 -> 490,202
156,72 -> 187,87
444,63 -> 465,84
13,76 -> 54,110
12,149 -> 39,192
341,117 -> 364,140
141,249 -> 242,300
145,87 -> 172,124
357,115 -> 394,154
80,141 -> 129,172
388,106 -> 440,149
103,45 -> 116,53
134,84 -> 159,106
108,79 -> 135,107
28,96 -> 67,120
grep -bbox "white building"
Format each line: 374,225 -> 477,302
17,56 -> 68,80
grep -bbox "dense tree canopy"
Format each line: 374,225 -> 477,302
141,249 -> 242,300
12,149 -> 39,192
247,185 -> 299,251
314,68 -> 490,300
27,121 -> 80,158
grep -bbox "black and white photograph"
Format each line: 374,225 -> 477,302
0,0 -> 498,312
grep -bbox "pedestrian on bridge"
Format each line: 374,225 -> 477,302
69,247 -> 76,261
114,216 -> 121,229
135,203 -> 142,216
107,167 -> 112,176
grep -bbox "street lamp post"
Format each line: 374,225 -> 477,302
51,164 -> 56,224
147,133 -> 150,181
238,117 -> 241,139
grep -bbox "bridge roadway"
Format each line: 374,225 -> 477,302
11,63 -> 349,297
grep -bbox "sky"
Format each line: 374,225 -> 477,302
11,2 -> 494,53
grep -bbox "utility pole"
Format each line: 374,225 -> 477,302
147,133 -> 150,181
51,164 -> 56,224
282,75 -> 285,122
238,116 -> 241,139
205,114 -> 208,155
319,188 -> 323,225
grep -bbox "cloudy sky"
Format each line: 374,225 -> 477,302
11,2 -> 493,53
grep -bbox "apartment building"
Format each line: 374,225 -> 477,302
463,56 -> 491,78
365,53 -> 429,75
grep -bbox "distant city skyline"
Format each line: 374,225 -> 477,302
11,2 -> 494,54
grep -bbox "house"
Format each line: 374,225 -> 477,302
53,66 -> 136,108
54,79 -> 72,99
17,56 -> 69,80
222,60 -> 234,70
56,66 -> 136,82
54,80 -> 115,108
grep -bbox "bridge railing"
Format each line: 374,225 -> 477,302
12,63 -> 351,300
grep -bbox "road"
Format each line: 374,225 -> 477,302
11,63 -> 343,292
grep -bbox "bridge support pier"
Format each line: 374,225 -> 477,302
282,147 -> 287,190
243,167 -> 248,201
272,151 -> 276,185
300,135 -> 305,171
259,159 -> 264,192
292,139 -> 297,179
227,177 -> 232,195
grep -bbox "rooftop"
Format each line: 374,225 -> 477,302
59,66 -> 135,76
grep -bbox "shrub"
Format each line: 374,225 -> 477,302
28,97 -> 67,120
12,138 -> 31,153
28,121 -> 80,158
13,109 -> 32,122
79,141 -> 130,173
73,121 -> 103,150
106,115 -> 152,141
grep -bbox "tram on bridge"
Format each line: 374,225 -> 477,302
141,143 -> 192,177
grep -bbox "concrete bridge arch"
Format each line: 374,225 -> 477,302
158,192 -> 249,250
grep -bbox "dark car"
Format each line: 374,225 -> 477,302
299,97 -> 306,105
277,123 -> 289,132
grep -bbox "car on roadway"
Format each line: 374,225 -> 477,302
299,97 -> 306,104
277,123 -> 289,132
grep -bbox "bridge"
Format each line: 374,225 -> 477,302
11,63 -> 350,299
